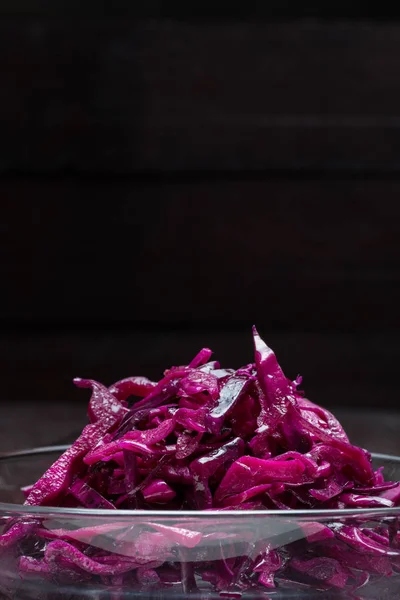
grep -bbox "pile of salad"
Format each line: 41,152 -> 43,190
0,328 -> 399,598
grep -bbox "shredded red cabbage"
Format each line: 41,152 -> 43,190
0,327 -> 399,598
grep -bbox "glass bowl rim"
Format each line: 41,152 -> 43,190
0,445 -> 399,519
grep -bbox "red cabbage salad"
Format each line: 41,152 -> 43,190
0,327 -> 399,596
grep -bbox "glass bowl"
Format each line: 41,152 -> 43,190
0,446 -> 399,600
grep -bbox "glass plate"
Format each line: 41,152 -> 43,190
0,446 -> 399,599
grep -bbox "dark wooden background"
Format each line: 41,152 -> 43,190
1,6 -> 400,429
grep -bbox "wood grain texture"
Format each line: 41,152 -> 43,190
1,21 -> 400,171
0,3 -> 398,19
1,180 -> 400,329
